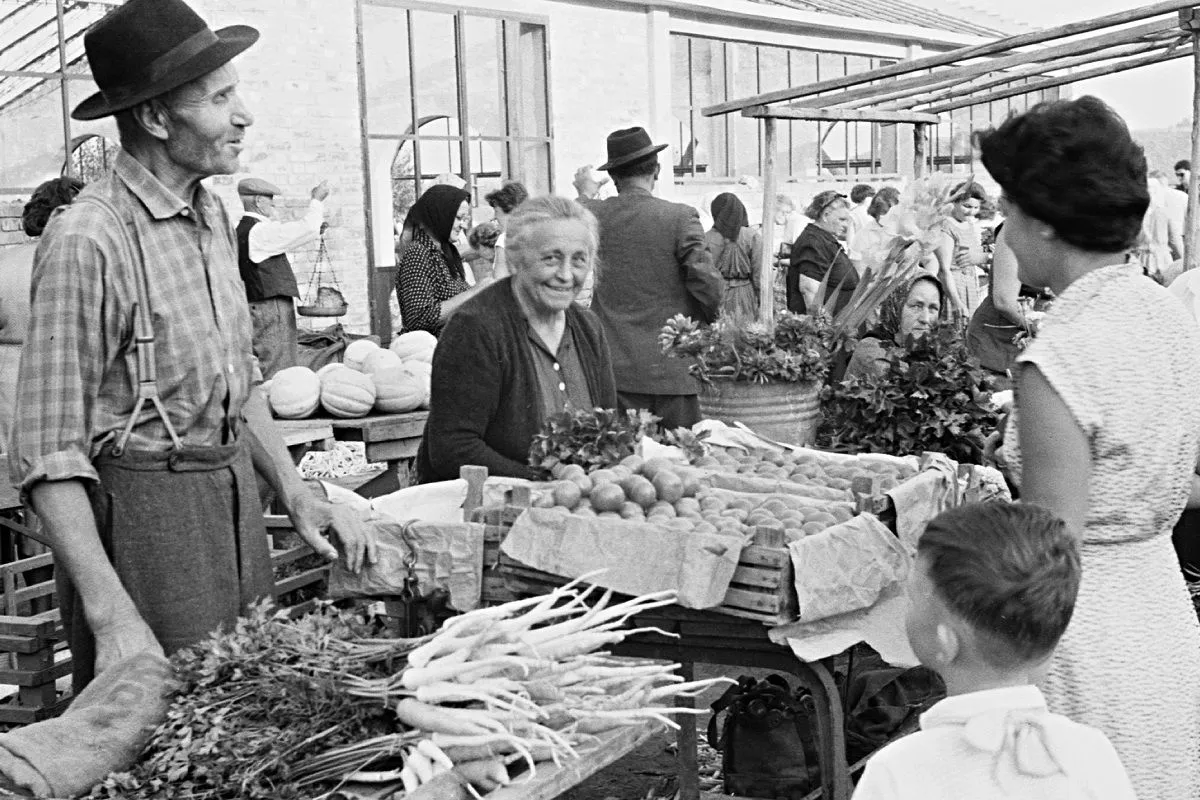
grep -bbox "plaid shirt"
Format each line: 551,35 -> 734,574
9,150 -> 256,493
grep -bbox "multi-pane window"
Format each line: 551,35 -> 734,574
360,3 -> 552,233
0,0 -> 118,200
671,34 -> 897,179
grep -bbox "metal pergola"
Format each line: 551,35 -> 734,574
702,0 -> 1200,321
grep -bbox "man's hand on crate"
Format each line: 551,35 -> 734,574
289,489 -> 379,574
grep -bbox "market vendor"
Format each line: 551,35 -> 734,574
9,0 -> 374,691
788,191 -> 858,315
844,274 -> 946,381
417,196 -> 617,482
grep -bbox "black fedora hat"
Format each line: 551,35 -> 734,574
72,0 -> 259,121
598,127 -> 668,172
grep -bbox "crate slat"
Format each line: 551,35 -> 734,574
273,567 -> 330,598
0,659 -> 71,686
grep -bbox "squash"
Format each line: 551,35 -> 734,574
400,360 -> 432,380
320,369 -> 377,418
389,330 -> 437,363
343,338 -> 381,372
269,366 -> 321,419
361,348 -> 404,376
373,366 -> 427,414
317,362 -> 351,381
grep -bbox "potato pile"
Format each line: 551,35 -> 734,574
693,448 -> 916,494
540,456 -> 854,541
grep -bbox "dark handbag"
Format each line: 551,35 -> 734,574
707,675 -> 820,799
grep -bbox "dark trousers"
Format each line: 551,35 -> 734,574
249,296 -> 299,380
617,391 -> 701,432
63,440 -> 273,691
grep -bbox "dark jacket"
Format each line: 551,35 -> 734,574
789,222 -> 858,316
416,278 -> 618,483
236,216 -> 299,301
586,188 -> 724,395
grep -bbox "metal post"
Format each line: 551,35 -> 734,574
760,116 -> 779,324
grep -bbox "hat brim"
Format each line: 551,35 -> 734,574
71,25 -> 259,121
598,142 -> 668,172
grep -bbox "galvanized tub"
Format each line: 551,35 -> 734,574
698,378 -> 822,446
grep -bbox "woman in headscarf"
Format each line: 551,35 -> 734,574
844,273 -> 946,381
704,192 -> 762,325
395,184 -> 493,336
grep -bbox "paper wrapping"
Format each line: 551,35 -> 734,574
328,518 -> 485,611
770,582 -> 919,667
500,507 -> 745,609
787,513 -> 910,623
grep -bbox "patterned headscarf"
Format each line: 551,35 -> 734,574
711,192 -> 749,243
868,273 -> 947,344
404,184 -> 471,280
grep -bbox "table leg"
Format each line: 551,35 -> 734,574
790,658 -> 851,800
675,661 -> 700,800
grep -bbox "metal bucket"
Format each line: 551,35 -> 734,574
698,378 -> 822,446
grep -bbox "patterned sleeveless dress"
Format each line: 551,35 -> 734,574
1004,262 -> 1200,799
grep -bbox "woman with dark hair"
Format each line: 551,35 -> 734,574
933,181 -> 988,319
395,184 -> 493,336
844,273 -> 945,380
982,96 -> 1200,797
850,186 -> 901,276
788,190 -> 857,315
704,192 -> 762,325
483,180 -> 529,280
0,176 -> 84,449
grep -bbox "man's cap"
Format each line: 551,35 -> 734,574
237,177 -> 282,197
71,0 -> 258,121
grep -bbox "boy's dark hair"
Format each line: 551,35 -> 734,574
1175,159 -> 1191,172
484,181 -> 529,214
608,154 -> 659,183
23,176 -> 85,237
850,183 -> 876,204
918,502 -> 1080,668
867,186 -> 900,221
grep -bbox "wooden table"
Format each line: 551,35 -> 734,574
276,411 -> 429,496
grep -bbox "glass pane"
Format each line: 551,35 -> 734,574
731,43 -> 757,99
362,4 -> 413,137
732,116 -> 758,176
0,77 -> 67,195
468,137 -> 504,179
515,22 -> 549,138
817,52 -> 846,82
412,10 -> 459,126
463,16 -> 504,138
671,36 -> 693,175
0,0 -> 56,73
791,50 -> 817,90
845,55 -> 870,77
758,46 -> 788,94
690,38 -> 725,107
519,142 -> 551,195
369,138 -> 406,267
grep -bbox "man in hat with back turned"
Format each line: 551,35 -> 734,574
583,127 -> 724,430
237,176 -> 331,378
8,0 -> 376,692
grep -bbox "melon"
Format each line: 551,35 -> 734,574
361,348 -> 404,376
269,366 -> 321,419
343,338 -> 381,372
320,369 -> 376,418
373,366 -> 426,414
400,360 -> 432,379
390,330 -> 437,362
317,362 -> 351,381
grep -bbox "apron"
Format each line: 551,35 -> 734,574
61,197 -> 274,692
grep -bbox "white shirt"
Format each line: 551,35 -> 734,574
853,685 -> 1135,800
244,199 -> 324,264
1164,187 -> 1188,240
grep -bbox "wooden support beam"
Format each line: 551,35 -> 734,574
701,0 -> 1199,116
759,117 -> 778,325
742,105 -> 940,124
913,124 -> 928,179
1184,8 -> 1200,271
865,39 -> 1169,111
775,20 -> 1176,113
919,46 -> 1188,113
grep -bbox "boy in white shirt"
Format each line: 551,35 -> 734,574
853,502 -> 1136,800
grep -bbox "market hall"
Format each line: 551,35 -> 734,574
0,0 -> 1198,798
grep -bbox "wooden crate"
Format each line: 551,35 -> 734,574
0,553 -> 71,725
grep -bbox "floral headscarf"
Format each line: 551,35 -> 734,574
867,273 -> 947,344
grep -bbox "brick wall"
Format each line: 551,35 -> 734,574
0,201 -> 31,249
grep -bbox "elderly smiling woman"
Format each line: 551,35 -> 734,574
416,196 -> 617,483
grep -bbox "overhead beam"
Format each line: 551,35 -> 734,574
861,39 -> 1171,111
918,46 -> 1188,113
742,104 -> 940,123
775,20 -> 1176,112
702,0 -> 1200,116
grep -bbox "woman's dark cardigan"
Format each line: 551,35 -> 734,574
416,277 -> 618,483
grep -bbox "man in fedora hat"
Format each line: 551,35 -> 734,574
584,127 -> 724,429
9,0 -> 374,691
237,176 -> 331,379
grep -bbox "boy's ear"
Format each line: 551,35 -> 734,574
934,622 -> 960,665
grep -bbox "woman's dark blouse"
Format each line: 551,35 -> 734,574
395,226 -> 470,336
788,222 -> 858,315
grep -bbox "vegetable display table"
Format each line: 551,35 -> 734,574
275,411 -> 429,494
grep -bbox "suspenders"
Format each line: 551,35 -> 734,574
76,195 -> 184,456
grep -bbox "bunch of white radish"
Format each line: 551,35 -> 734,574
308,579 -> 730,797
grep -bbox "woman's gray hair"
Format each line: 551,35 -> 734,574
505,195 -> 600,271
804,190 -> 850,221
